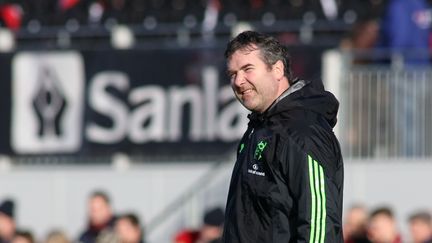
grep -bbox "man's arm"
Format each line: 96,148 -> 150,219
283,136 -> 343,243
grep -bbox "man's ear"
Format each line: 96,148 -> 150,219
272,60 -> 285,80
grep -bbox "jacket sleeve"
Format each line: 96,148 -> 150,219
282,135 -> 343,243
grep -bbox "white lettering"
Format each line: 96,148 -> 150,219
169,85 -> 203,141
248,169 -> 266,177
218,85 -> 248,140
203,66 -> 218,140
85,66 -> 248,144
128,86 -> 166,142
86,72 -> 129,143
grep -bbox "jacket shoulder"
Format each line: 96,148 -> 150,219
273,110 -> 341,170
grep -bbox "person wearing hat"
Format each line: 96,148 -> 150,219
174,207 -> 224,243
196,207 -> 224,243
0,199 -> 16,243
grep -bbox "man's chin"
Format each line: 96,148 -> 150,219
242,102 -> 256,111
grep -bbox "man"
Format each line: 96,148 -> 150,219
114,213 -> 144,243
0,199 -> 16,243
78,190 -> 117,243
408,211 -> 432,243
378,0 -> 431,157
196,207 -> 224,243
379,0 -> 431,65
223,30 -> 344,242
11,231 -> 34,243
367,207 -> 401,243
343,204 -> 370,243
174,207 -> 224,243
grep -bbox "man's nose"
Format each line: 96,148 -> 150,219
233,71 -> 245,87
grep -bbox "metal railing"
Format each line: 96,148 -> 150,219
324,50 -> 432,158
146,159 -> 233,243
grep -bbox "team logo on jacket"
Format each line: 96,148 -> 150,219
248,163 -> 265,177
247,140 -> 268,177
254,140 -> 267,160
252,164 -> 258,170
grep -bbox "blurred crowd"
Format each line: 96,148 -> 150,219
0,192 -> 224,243
0,191 -> 145,243
173,207 -> 224,243
344,204 -> 432,243
0,0 -> 391,31
338,0 -> 432,158
0,0 -> 430,54
3,193 -> 432,243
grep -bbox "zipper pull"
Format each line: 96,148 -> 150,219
248,128 -> 254,138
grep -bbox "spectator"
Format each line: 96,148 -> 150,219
174,207 -> 224,243
78,190 -> 117,243
377,0 -> 432,157
174,229 -> 199,243
378,0 -> 431,65
339,18 -> 381,157
408,211 -> 432,243
367,207 -> 402,243
340,17 -> 379,64
344,204 -> 370,243
196,207 -> 224,243
0,199 -> 16,243
114,213 -> 144,243
11,231 -> 34,243
0,3 -> 23,31
45,230 -> 70,243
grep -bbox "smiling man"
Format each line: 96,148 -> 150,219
222,31 -> 344,243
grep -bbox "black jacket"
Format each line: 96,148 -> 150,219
78,216 -> 116,243
222,80 -> 344,243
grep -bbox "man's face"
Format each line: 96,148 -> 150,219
343,207 -> 368,239
367,214 -> 397,243
410,219 -> 432,243
115,218 -> 141,243
0,213 -> 15,240
227,46 -> 284,113
89,196 -> 112,226
199,225 -> 223,242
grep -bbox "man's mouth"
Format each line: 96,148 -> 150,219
241,89 -> 253,95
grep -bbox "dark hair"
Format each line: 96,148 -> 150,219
90,190 -> 110,204
409,211 -> 432,224
370,207 -> 394,219
118,213 -> 144,240
224,31 -> 294,83
119,213 -> 141,227
0,199 -> 14,219
203,207 -> 224,227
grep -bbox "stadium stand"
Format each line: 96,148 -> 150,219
0,0 -> 393,49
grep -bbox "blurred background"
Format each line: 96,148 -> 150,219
0,0 -> 431,243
